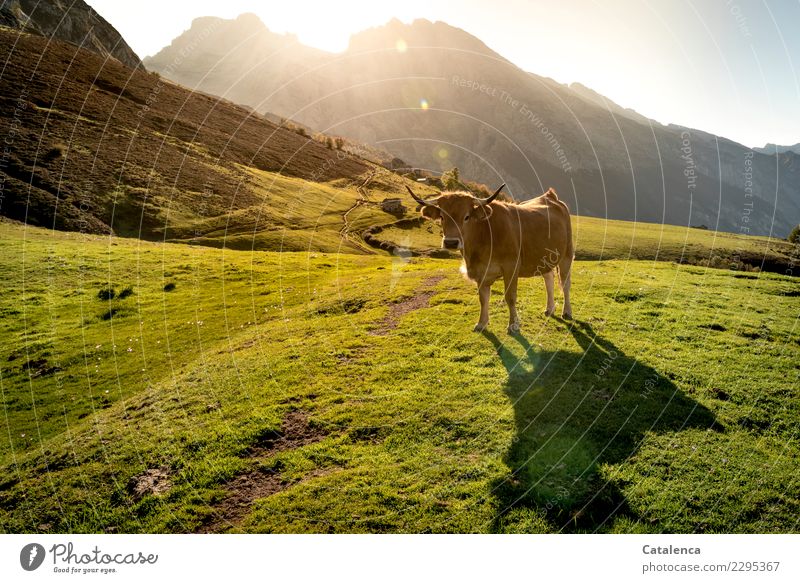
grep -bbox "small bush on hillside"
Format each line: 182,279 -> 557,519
44,143 -> 67,162
100,307 -> 121,321
163,282 -> 176,292
118,286 -> 134,299
699,255 -> 760,272
97,287 -> 115,300
281,120 -> 310,139
441,167 -> 463,191
789,224 -> 800,244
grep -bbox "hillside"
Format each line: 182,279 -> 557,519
0,0 -> 142,69
146,15 -> 800,238
0,27 -> 437,252
1,219 -> 798,533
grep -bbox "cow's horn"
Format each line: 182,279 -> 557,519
406,185 -> 438,206
475,183 -> 505,205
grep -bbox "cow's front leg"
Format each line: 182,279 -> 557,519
543,270 -> 556,316
503,272 -> 520,334
473,282 -> 492,332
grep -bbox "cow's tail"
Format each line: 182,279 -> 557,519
547,188 -> 574,273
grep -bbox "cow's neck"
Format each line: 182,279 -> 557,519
461,220 -> 490,266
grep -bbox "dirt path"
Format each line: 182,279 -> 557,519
197,410 -> 327,533
370,274 -> 446,335
339,169 -> 377,244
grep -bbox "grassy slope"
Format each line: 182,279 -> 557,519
1,219 -> 798,533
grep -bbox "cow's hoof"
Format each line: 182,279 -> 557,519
544,308 -> 555,317
562,311 -> 573,320
507,322 -> 521,335
473,322 -> 488,333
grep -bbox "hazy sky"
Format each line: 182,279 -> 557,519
90,0 -> 800,148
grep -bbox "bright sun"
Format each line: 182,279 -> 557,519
252,8 -> 362,53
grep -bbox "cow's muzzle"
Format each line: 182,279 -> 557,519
443,238 -> 462,250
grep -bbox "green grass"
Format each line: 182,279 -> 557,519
0,220 -> 798,533
160,168 -> 391,254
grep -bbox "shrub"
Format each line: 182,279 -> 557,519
163,282 -> 176,292
100,308 -> 121,321
97,288 -> 115,300
44,143 -> 67,162
118,286 -> 134,299
789,224 -> 800,244
441,167 -> 463,191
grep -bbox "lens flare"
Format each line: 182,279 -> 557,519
420,98 -> 429,110
395,39 -> 407,53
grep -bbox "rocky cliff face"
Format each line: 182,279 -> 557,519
147,15 -> 800,236
0,0 -> 142,69
754,143 -> 800,155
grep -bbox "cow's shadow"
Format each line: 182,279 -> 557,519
484,319 -> 721,533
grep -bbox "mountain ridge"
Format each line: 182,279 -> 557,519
145,14 -> 800,237
0,0 -> 142,69
754,142 -> 800,155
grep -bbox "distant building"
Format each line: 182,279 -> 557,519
381,198 -> 406,215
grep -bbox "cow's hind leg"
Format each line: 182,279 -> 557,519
558,255 -> 573,319
543,270 -> 556,317
473,282 -> 492,332
503,272 -> 520,334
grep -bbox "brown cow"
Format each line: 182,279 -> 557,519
407,184 -> 574,333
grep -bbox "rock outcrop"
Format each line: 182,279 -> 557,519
0,0 -> 142,69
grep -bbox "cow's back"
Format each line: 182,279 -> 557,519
489,190 -> 572,277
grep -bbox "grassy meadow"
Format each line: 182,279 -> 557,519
0,217 -> 798,533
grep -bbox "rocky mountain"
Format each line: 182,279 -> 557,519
146,15 -> 800,237
0,0 -> 142,69
754,143 -> 800,156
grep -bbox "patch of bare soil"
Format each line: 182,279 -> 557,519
198,469 -> 284,533
370,274 -> 446,336
197,410 -> 327,533
128,467 -> 172,501
21,357 -> 61,378
245,410 -> 327,456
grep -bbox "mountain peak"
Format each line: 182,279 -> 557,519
754,142 -> 800,155
346,17 -> 500,58
234,12 -> 267,30
0,0 -> 142,69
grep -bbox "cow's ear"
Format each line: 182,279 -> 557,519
421,205 -> 441,220
474,203 -> 493,221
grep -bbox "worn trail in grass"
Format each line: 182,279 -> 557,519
0,220 -> 798,533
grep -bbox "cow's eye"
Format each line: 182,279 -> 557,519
463,214 -> 470,222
